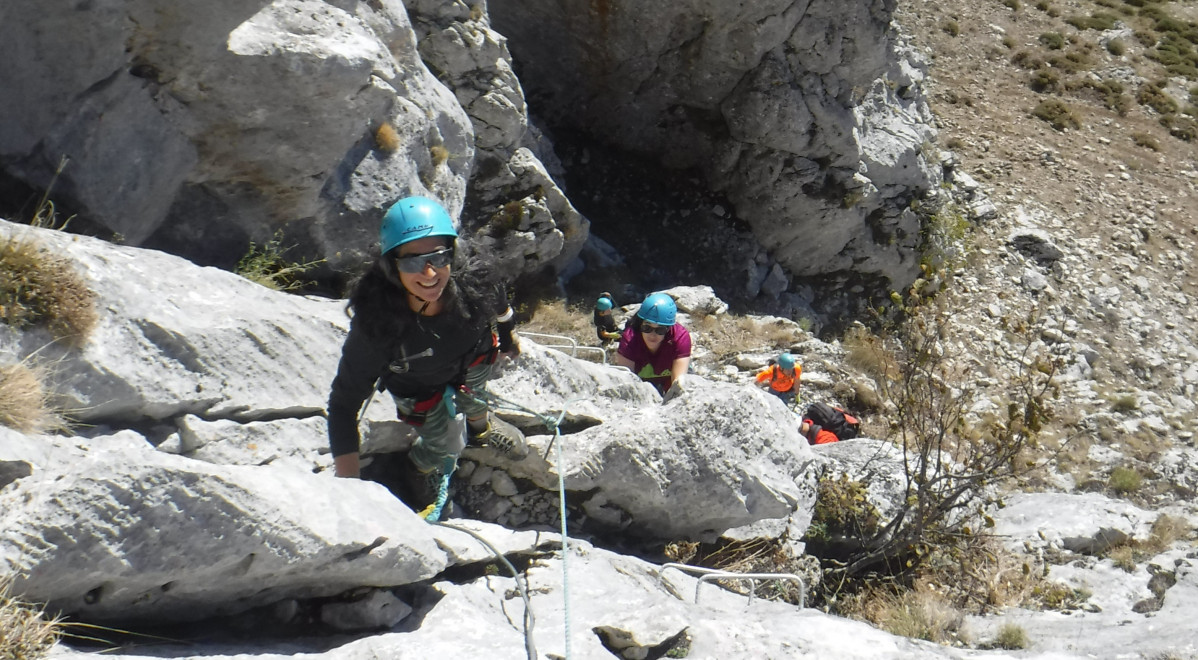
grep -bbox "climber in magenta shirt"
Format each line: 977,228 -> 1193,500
615,292 -> 692,395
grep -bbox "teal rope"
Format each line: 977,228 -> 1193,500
454,386 -> 580,659
420,387 -> 462,522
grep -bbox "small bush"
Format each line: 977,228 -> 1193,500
1160,113 -> 1197,141
0,235 -> 97,345
235,231 -> 325,292
1138,82 -> 1180,114
1108,466 -> 1142,494
942,20 -> 961,37
1012,50 -> 1046,69
1032,99 -> 1081,130
1002,0 -> 1021,10
1111,393 -> 1139,412
1039,32 -> 1066,50
1109,545 -> 1138,572
374,123 -> 400,153
1107,38 -> 1127,56
1030,68 -> 1062,92
0,576 -> 60,660
1002,36 -> 1017,49
1035,0 -> 1049,10
849,586 -> 964,643
1135,29 -> 1158,47
1132,131 -> 1161,150
993,623 -> 1030,649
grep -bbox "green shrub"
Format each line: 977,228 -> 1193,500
1030,68 -> 1062,92
942,20 -> 961,37
1132,131 -> 1161,150
1039,32 -> 1066,50
1035,0 -> 1049,9
1107,38 -> 1126,56
1002,0 -> 1021,10
994,623 -> 1030,649
1111,393 -> 1139,413
235,231 -> 325,292
1080,80 -> 1131,114
1108,466 -> 1142,494
1137,82 -> 1179,114
1032,99 -> 1081,130
1160,113 -> 1197,141
1135,29 -> 1158,47
1012,50 -> 1046,69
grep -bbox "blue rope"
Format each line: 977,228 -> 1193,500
454,386 -> 581,659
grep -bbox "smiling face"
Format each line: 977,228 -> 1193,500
395,236 -> 452,311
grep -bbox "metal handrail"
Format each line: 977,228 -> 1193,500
696,572 -> 805,608
519,331 -> 609,364
658,563 -> 805,608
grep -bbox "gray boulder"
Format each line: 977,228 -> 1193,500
0,220 -> 348,426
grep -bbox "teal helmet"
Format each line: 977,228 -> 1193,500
380,196 -> 457,254
777,353 -> 796,370
595,296 -> 613,311
637,292 -> 677,326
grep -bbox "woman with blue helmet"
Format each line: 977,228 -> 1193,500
593,292 -> 620,343
614,292 -> 692,397
326,196 -> 527,510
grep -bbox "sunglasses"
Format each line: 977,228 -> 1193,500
395,247 -> 454,273
641,322 -> 669,336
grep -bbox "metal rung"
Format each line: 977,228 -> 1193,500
519,331 -> 609,363
658,563 -> 805,608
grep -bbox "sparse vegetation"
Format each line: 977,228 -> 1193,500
1039,32 -> 1065,50
0,576 -> 60,660
993,623 -> 1030,649
235,231 -> 325,292
1108,466 -> 1142,494
1131,131 -> 1161,150
1032,99 -> 1081,130
374,123 -> 400,153
942,19 -> 961,37
0,360 -> 67,434
847,585 -> 965,644
430,144 -> 450,166
0,233 -> 97,345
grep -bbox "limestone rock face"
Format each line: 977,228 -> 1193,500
0,439 -> 445,623
490,0 -> 941,290
0,220 -> 347,425
0,0 -> 582,282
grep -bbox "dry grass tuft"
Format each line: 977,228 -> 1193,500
0,576 -> 60,660
0,234 -> 97,346
374,123 -> 400,153
842,583 -> 966,644
0,359 -> 67,434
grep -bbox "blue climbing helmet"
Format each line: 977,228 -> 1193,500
777,353 -> 796,371
637,292 -> 677,326
595,296 -> 613,311
380,196 -> 458,254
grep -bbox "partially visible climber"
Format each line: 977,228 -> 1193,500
755,352 -> 801,406
799,403 -> 861,445
593,292 -> 621,344
326,196 -> 529,514
614,291 -> 692,399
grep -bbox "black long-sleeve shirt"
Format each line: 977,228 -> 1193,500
327,285 -> 514,458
